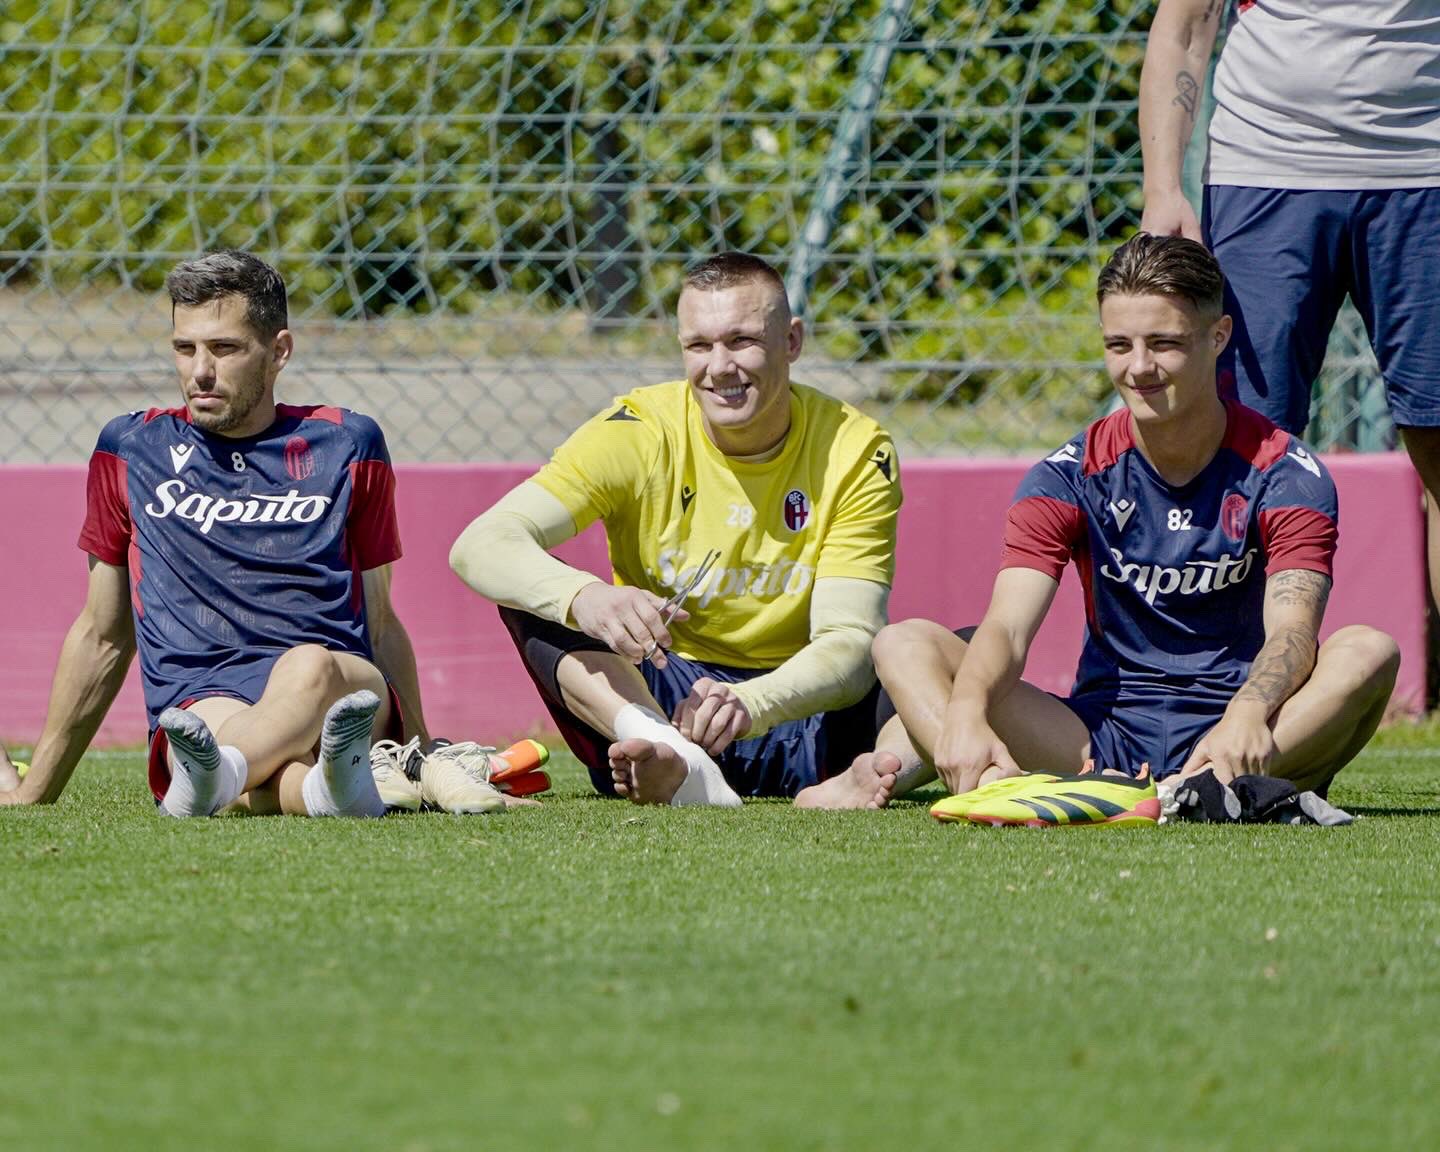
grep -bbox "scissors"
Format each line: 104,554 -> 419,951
643,548 -> 721,662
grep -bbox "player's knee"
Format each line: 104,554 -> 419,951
874,618 -> 961,678
873,619 -> 925,673
1324,626 -> 1400,695
270,644 -> 344,701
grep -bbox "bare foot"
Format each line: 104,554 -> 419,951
793,752 -> 900,810
0,748 -> 21,793
607,739 -> 688,805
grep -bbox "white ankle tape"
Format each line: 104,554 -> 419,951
612,704 -> 742,809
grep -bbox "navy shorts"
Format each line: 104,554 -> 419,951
1203,184 -> 1440,432
499,606 -> 882,798
1062,691 -> 1226,782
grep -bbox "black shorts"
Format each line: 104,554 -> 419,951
500,607 -> 884,798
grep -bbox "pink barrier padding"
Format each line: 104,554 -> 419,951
0,455 -> 1424,748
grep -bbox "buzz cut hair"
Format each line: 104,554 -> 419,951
1096,233 -> 1225,321
682,251 -> 790,313
165,249 -> 289,339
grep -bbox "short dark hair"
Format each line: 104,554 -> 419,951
165,250 -> 289,338
682,251 -> 789,306
1096,233 -> 1225,320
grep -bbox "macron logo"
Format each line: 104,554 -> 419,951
169,444 -> 195,474
1046,444 -> 1079,465
1108,498 -> 1135,532
1287,447 -> 1321,478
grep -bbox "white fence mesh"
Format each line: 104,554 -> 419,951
0,0 -> 1389,463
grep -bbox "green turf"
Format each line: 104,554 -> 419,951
3,732 -> 1439,1151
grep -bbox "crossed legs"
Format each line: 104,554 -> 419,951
871,619 -> 1398,796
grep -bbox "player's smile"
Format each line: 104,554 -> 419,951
1100,292 -> 1230,425
678,279 -> 803,456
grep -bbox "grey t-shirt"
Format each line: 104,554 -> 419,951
1207,0 -> 1440,189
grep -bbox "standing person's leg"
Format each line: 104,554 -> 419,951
1349,187 -> 1440,693
1202,186 -> 1351,433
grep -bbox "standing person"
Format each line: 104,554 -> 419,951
1139,0 -> 1440,643
450,252 -> 904,808
0,251 -> 506,816
872,235 -> 1398,803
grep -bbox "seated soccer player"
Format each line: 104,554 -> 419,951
872,234 -> 1399,801
0,251 -> 509,816
450,252 -> 904,808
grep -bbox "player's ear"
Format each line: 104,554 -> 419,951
786,315 -> 804,362
1212,314 -> 1232,357
272,329 -> 294,373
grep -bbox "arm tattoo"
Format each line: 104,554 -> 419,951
1231,570 -> 1329,711
1234,627 -> 1317,711
1267,569 -> 1332,614
1172,71 -> 1200,121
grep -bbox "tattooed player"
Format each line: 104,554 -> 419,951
872,235 -> 1398,799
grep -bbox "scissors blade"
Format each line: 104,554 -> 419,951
643,548 -> 722,661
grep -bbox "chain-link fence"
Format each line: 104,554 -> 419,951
0,0 -> 1390,464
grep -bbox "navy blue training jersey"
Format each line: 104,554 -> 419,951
78,404 -> 402,727
1002,402 -> 1338,710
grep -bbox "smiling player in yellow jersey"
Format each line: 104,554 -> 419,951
450,252 -> 904,808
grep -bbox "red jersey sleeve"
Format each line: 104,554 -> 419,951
77,450 -> 131,565
347,460 -> 402,570
1001,496 -> 1085,581
1259,505 -> 1336,577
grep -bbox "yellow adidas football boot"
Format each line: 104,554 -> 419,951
931,770 -> 1159,827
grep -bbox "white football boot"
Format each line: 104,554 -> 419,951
417,740 -> 507,814
369,737 -> 423,812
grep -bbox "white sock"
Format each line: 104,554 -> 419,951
159,708 -> 248,818
613,703 -> 743,808
302,691 -> 385,818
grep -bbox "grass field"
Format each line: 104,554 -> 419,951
4,730 -> 1439,1152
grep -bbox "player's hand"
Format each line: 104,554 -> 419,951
932,719 -> 1021,796
1177,709 -> 1276,785
672,677 -> 752,756
569,582 -> 690,668
500,793 -> 542,809
1139,189 -> 1203,242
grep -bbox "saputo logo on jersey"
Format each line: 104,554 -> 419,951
1099,546 -> 1258,604
655,549 -> 814,605
143,479 -> 332,536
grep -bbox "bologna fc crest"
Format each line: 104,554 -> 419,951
284,436 -> 316,481
1220,493 -> 1249,542
783,488 -> 810,532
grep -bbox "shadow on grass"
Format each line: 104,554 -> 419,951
1342,805 -> 1440,818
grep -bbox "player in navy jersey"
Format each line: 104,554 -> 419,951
0,251 -> 439,817
870,235 -> 1399,799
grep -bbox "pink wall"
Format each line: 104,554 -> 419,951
0,456 -> 1424,747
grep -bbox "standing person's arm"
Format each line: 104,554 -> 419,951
931,568 -> 1059,796
1139,0 -> 1225,240
0,558 -> 135,806
363,563 -> 431,745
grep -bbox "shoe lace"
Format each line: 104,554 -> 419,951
427,740 -> 498,784
370,736 -> 422,779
